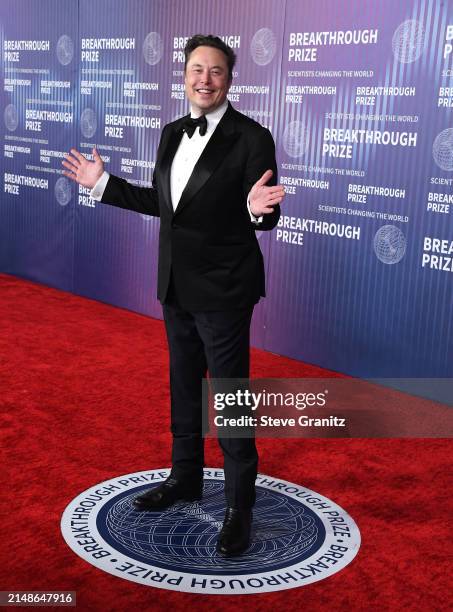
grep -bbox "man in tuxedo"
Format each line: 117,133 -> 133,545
63,34 -> 284,557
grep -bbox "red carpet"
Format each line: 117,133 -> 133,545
0,272 -> 451,610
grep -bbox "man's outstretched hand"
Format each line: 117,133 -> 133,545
249,170 -> 285,217
62,147 -> 104,189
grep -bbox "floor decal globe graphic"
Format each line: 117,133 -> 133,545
62,471 -> 361,592
433,128 -> 453,171
143,32 -> 163,66
101,480 -> 321,573
4,104 -> 18,132
56,35 -> 74,65
250,28 -> 277,66
392,20 -> 425,63
374,225 -> 406,264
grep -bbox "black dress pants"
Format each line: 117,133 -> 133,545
162,285 -> 257,510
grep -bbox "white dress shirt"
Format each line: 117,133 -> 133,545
170,99 -> 227,211
90,100 -> 262,223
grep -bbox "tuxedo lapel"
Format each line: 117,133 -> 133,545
174,105 -> 239,216
159,122 -> 184,213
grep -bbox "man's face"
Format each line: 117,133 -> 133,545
184,45 -> 231,115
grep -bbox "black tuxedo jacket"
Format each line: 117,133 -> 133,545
101,102 -> 280,311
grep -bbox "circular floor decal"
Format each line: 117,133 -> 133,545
61,468 -> 360,594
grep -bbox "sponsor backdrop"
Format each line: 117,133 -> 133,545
1,0 -> 452,377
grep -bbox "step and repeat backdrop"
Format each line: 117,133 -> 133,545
1,0 -> 452,378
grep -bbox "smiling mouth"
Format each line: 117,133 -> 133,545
196,89 -> 214,94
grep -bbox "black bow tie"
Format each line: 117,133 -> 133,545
182,115 -> 208,138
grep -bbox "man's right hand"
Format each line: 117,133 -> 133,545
62,147 -> 104,189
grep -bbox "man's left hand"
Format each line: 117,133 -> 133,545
249,170 -> 285,216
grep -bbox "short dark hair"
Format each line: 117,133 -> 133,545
184,34 -> 236,81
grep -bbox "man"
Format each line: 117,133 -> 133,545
63,34 -> 284,557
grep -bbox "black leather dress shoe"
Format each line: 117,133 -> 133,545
216,507 -> 252,557
133,476 -> 203,511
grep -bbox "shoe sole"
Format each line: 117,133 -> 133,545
216,543 -> 250,557
133,493 -> 203,511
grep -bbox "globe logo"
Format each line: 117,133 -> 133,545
54,177 -> 72,206
80,108 -> 97,138
250,28 -> 277,66
432,128 -> 453,171
282,121 -> 309,157
101,480 -> 319,574
61,469 -> 360,594
392,20 -> 425,64
56,35 -> 74,66
4,104 -> 18,132
143,32 -> 163,66
373,225 -> 407,264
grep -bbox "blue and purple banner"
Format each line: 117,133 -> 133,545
1,0 -> 452,378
